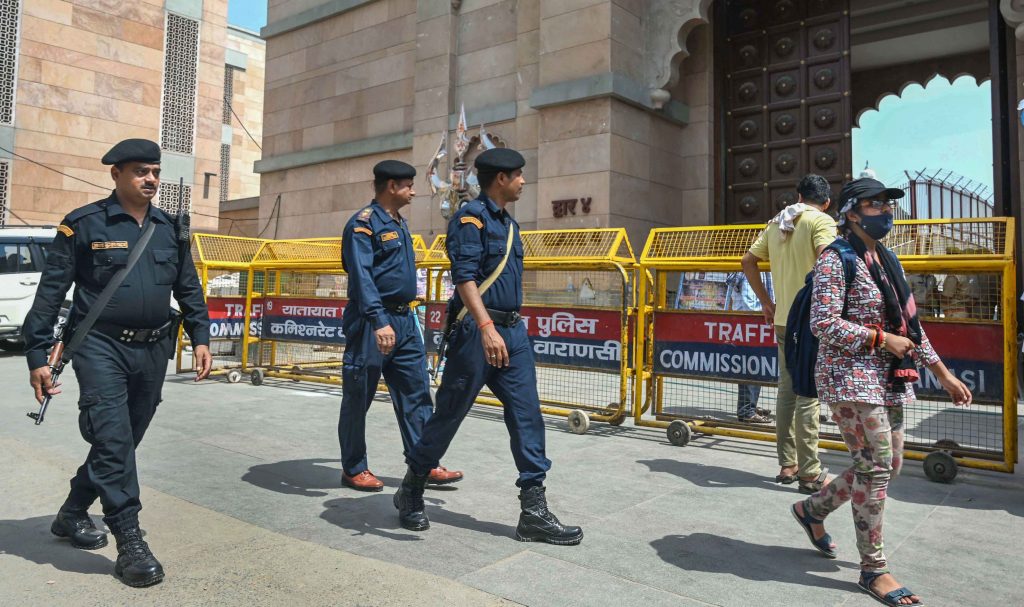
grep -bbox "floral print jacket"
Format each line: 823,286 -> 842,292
810,247 -> 940,407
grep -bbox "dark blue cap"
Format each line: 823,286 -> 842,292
101,138 -> 161,165
373,160 -> 416,181
475,148 -> 525,174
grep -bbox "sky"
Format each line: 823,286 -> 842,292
853,76 -> 994,194
227,1 -> 994,197
228,0 -> 267,32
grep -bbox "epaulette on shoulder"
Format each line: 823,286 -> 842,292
65,201 -> 105,223
355,207 -> 373,223
455,202 -> 486,230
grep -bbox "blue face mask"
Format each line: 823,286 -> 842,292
857,212 -> 894,240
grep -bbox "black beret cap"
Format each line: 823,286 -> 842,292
101,138 -> 161,165
475,148 -> 525,174
373,160 -> 416,181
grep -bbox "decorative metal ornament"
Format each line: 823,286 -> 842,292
427,103 -> 499,219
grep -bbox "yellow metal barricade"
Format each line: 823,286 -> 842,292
238,235 -> 427,386
634,218 -> 1016,479
178,234 -> 268,380
420,229 -> 637,432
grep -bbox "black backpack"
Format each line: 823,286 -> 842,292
784,238 -> 859,398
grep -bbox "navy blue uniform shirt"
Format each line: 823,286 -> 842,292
22,191 -> 211,369
446,195 -> 523,313
341,201 -> 417,329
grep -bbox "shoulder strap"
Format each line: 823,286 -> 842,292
62,220 -> 158,361
828,238 -> 858,288
455,222 -> 516,323
824,237 -> 858,318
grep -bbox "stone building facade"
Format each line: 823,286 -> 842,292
223,25 -> 264,204
217,25 -> 265,237
250,1 -> 1022,247
0,0 -> 262,233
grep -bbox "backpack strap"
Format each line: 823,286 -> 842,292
825,237 -> 859,318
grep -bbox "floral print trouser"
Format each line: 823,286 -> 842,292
804,402 -> 905,572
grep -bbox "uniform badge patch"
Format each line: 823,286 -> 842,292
354,227 -> 373,236
381,231 -> 399,242
460,216 -> 484,229
357,208 -> 373,221
56,224 -> 74,237
91,241 -> 129,250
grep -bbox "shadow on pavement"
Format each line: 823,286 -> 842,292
241,458 -> 399,498
651,533 -> 856,592
0,516 -> 113,576
321,494 -> 517,542
638,458 -> 794,492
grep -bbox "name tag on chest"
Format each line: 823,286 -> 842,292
380,231 -> 400,242
91,241 -> 129,250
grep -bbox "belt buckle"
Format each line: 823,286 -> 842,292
509,311 -> 521,326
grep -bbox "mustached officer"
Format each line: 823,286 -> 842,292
394,148 -> 583,545
23,138 -> 213,587
338,160 -> 463,492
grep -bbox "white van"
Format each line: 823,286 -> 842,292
0,226 -> 68,350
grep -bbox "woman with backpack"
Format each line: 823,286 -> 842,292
790,177 -> 972,607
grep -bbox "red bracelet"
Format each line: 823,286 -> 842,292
866,324 -> 883,349
478,320 -> 494,330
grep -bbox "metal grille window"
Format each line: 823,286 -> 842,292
0,160 -> 9,226
222,66 -> 235,125
219,144 -> 230,203
158,181 -> 192,215
0,0 -> 21,124
160,13 -> 200,154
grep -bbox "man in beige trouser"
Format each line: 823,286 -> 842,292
741,174 -> 836,493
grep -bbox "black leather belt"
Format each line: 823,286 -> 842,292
95,318 -> 177,344
485,308 -> 521,327
383,302 -> 410,314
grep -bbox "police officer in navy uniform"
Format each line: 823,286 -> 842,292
394,148 -> 583,545
338,160 -> 463,491
23,138 -> 212,587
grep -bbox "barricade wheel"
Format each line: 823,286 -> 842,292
250,369 -> 265,386
567,410 -> 590,434
924,451 -> 958,483
226,370 -> 242,384
667,420 -> 692,446
608,408 -> 625,426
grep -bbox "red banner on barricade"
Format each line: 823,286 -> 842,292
207,296 -> 263,339
261,297 -> 347,344
652,310 -> 1002,402
424,303 -> 626,371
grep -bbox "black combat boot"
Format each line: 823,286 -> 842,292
50,510 -> 108,550
113,528 -> 164,587
515,486 -> 583,545
393,468 -> 430,531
